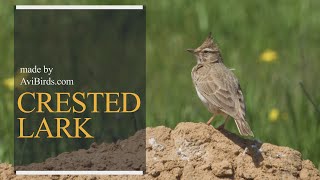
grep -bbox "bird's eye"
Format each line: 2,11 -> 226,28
203,50 -> 210,53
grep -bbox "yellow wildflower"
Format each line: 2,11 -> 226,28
269,108 -> 280,122
3,77 -> 14,91
2,73 -> 29,91
260,49 -> 278,62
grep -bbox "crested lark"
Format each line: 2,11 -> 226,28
187,33 -> 254,136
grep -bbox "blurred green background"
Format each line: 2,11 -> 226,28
1,0 -> 320,169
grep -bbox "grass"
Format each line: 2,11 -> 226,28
1,0 -> 320,169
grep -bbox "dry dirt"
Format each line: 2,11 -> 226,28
1,122 -> 320,180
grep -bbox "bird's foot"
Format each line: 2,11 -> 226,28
206,115 -> 215,126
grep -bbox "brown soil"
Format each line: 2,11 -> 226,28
1,122 -> 320,179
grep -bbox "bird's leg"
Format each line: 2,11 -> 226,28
206,115 -> 216,125
218,115 -> 230,130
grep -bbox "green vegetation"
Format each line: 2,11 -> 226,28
1,0 -> 320,168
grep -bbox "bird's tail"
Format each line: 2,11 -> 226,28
234,118 -> 254,137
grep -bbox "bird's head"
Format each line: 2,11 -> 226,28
187,32 -> 222,64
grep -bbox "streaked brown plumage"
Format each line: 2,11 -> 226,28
187,33 -> 254,136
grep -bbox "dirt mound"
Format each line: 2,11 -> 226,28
1,122 -> 320,179
16,129 -> 146,171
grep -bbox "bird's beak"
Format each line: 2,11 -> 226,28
186,49 -> 195,53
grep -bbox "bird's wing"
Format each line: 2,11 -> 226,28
194,66 -> 245,119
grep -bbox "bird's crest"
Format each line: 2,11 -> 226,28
197,32 -> 220,52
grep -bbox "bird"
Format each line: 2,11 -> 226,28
187,33 -> 254,136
